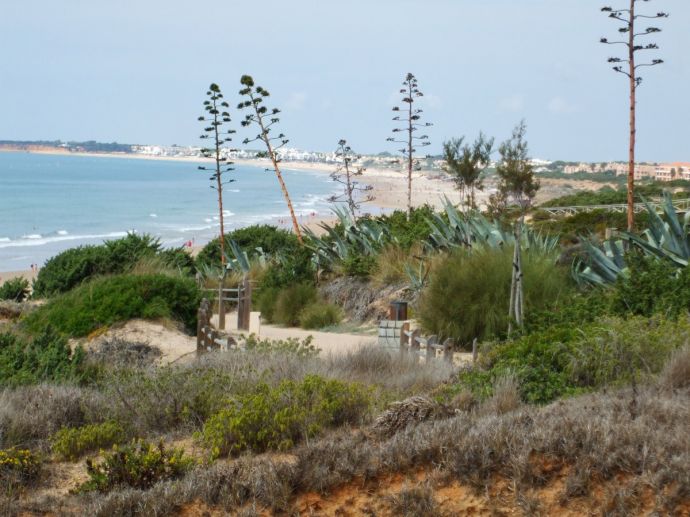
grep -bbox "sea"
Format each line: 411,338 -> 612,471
0,152 -> 338,272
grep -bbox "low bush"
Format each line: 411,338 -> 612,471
0,278 -> 30,302
388,484 -> 440,517
451,315 -> 690,404
0,385 -> 106,449
0,448 -> 41,490
418,246 -> 573,345
0,329 -> 92,388
299,302 -> 342,329
244,335 -> 320,358
32,234 -> 192,298
196,225 -> 300,269
338,254 -> 377,278
79,440 -> 193,493
51,422 -> 125,461
272,283 -> 317,326
199,374 -> 370,458
611,254 -> 690,318
257,286 -> 280,323
23,273 -> 200,337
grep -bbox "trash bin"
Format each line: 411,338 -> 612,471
389,301 -> 408,321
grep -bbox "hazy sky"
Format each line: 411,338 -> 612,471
1,0 -> 688,161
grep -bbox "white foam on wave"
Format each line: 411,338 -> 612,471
228,189 -> 240,193
0,231 -> 128,249
204,218 -> 213,223
178,225 -> 215,233
22,234 -> 42,240
0,238 -> 10,243
57,230 -> 69,236
149,213 -> 158,218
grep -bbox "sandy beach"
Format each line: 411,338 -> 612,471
3,148 -> 463,212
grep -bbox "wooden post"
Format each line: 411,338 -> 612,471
443,338 -> 454,363
472,337 -> 478,364
238,275 -> 251,331
410,330 -> 421,357
218,274 -> 226,331
426,335 -> 438,362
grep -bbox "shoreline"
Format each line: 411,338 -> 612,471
0,149 -> 464,275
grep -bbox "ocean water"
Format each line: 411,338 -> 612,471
0,152 -> 337,271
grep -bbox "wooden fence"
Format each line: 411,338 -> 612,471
377,319 -> 454,363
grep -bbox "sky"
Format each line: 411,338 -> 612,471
1,0 -> 688,162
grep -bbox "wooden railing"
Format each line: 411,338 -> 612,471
402,328 -> 454,363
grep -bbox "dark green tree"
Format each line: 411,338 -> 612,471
198,83 -> 236,267
601,1 -> 668,231
387,73 -> 432,219
496,121 -> 539,212
238,75 -> 302,244
328,139 -> 374,218
442,133 -> 494,211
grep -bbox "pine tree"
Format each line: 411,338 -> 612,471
238,75 -> 303,243
442,133 -> 494,212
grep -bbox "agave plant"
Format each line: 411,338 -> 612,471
426,197 -> 559,253
304,205 -> 394,270
574,192 -> 690,285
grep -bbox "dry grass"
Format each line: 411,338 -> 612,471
0,385 -> 106,450
387,483 -> 440,517
68,383 -> 689,516
659,344 -> 690,391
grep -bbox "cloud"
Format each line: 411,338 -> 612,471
547,96 -> 577,114
499,94 -> 525,112
285,92 -> 307,111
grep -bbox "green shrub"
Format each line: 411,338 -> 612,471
0,277 -> 30,302
199,375 -> 370,458
455,315 -> 690,405
51,422 -> 125,461
0,448 -> 41,489
611,254 -> 690,318
32,245 -> 108,297
418,247 -> 573,345
196,225 -> 300,269
0,329 -> 92,387
273,283 -> 317,326
261,246 -> 315,289
339,254 -> 377,278
299,303 -> 342,329
244,335 -> 320,358
32,234 -> 191,297
79,440 -> 193,492
257,286 -> 280,323
23,274 -> 201,337
567,316 -> 690,388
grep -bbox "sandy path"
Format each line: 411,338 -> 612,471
215,311 -> 377,357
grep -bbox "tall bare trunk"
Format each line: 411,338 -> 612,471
212,98 -> 226,329
407,82 -> 414,220
255,109 -> 303,244
627,0 -> 636,232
